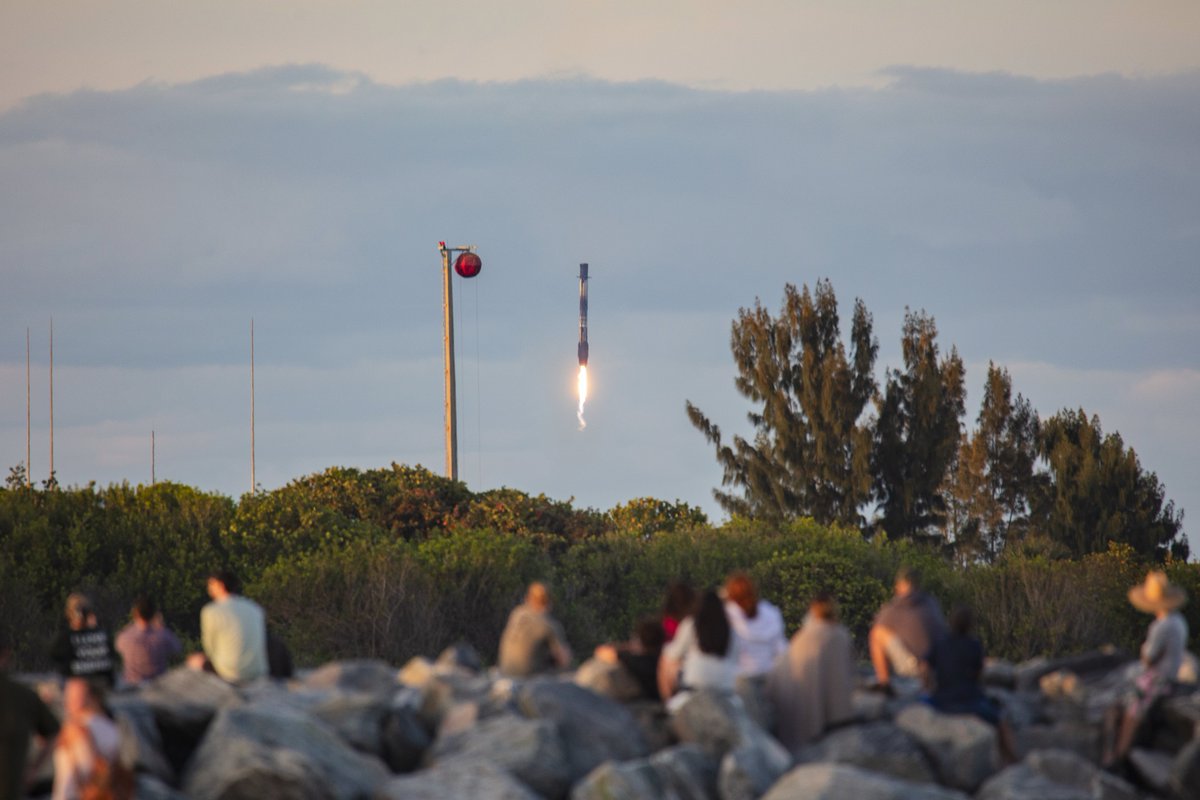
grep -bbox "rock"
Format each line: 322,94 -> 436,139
759,763 -> 970,800
849,689 -> 891,723
670,689 -> 784,761
735,674 -> 774,733
140,667 -> 245,769
894,703 -> 999,792
1126,748 -> 1173,795
419,672 -> 496,731
719,740 -> 793,800
436,641 -> 483,673
570,744 -> 718,800
400,657 -> 437,689
435,700 -> 480,739
135,773 -> 189,800
976,749 -> 1138,800
984,659 -> 1018,689
375,760 -> 542,800
1019,722 -> 1100,762
1178,651 -> 1199,685
182,703 -> 389,800
304,660 -> 399,696
517,679 -> 649,781
1171,737 -> 1200,800
108,694 -> 175,785
1161,691 -> 1200,741
795,721 -> 935,784
427,713 -> 571,799
381,704 -> 432,773
626,699 -> 675,753
574,657 -> 644,702
309,692 -> 430,773
1016,650 -> 1131,694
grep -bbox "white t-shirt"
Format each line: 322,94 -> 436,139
725,599 -> 788,677
1142,611 -> 1189,681
663,616 -> 737,693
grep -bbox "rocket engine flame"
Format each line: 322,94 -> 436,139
577,365 -> 588,430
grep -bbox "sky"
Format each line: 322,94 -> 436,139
1,2 -> 1198,552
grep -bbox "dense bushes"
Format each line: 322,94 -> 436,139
2,464 -> 1196,671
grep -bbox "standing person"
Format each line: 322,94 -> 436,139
658,589 -> 738,709
51,678 -> 132,800
114,595 -> 182,686
1,633 -> 60,800
868,566 -> 947,693
766,592 -> 854,754
1102,571 -> 1189,767
498,582 -> 573,677
188,570 -> 268,684
723,572 -> 787,678
49,593 -> 115,688
927,607 -> 1017,763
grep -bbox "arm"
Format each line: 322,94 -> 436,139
657,652 -> 680,701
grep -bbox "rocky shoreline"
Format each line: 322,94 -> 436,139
20,646 -> 1200,800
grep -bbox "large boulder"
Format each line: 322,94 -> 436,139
139,667 -> 246,769
719,741 -> 793,800
304,660 -> 400,696
436,641 -> 483,673
309,692 -> 430,773
1126,748 -> 1173,796
181,703 -> 389,800
574,657 -> 644,703
375,761 -> 542,800
1171,737 -> 1200,800
1019,721 -> 1100,762
570,744 -> 718,800
136,774 -> 189,800
108,694 -> 176,785
517,679 -> 649,781
426,713 -> 571,799
976,749 -> 1138,800
669,689 -> 785,760
759,763 -> 970,800
894,703 -> 999,792
795,721 -> 935,784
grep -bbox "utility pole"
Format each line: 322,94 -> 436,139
49,317 -> 54,483
25,328 -> 31,487
250,318 -> 256,494
437,242 -> 481,482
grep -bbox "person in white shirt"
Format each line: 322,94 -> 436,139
187,569 -> 268,683
657,589 -> 738,710
51,678 -> 126,800
723,572 -> 787,678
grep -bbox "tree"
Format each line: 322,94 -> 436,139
1035,409 -> 1187,561
687,280 -> 877,525
942,363 -> 1041,561
873,310 -> 965,540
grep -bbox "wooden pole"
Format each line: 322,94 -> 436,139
442,249 -> 458,481
49,317 -> 54,483
251,318 -> 256,494
25,328 -> 31,487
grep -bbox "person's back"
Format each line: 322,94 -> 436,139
49,593 -> 115,687
2,639 -> 61,800
498,583 -> 571,677
723,572 -> 787,678
201,593 -> 267,683
115,596 -> 182,685
928,630 -> 986,710
1142,610 -> 1188,684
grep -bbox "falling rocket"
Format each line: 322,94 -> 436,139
577,263 -> 589,366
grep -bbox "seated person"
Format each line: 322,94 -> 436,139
658,589 -> 737,709
594,616 -> 667,701
187,570 -> 268,684
1102,571 -> 1189,767
723,572 -> 787,678
868,566 -> 947,692
498,582 -> 573,677
926,606 -> 1016,763
767,592 -> 854,755
661,582 -> 696,643
1,632 -> 60,800
49,593 -> 115,688
52,678 -> 132,800
115,595 -> 182,685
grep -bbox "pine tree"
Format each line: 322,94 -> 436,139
873,310 -> 965,540
686,280 -> 877,525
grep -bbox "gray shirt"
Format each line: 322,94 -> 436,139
1142,611 -> 1188,682
498,604 -> 568,677
874,590 -> 948,662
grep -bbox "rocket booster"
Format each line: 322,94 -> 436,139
577,263 -> 589,366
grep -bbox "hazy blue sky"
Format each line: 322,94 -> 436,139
2,2 -> 1197,551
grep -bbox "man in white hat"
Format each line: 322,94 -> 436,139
1102,570 -> 1189,767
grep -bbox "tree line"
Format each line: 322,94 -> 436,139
686,280 -> 1188,563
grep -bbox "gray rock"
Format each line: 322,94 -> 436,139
109,694 -> 175,784
140,667 -> 244,736
1171,736 -> 1200,800
894,703 -> 999,792
309,692 -> 430,773
574,657 -> 644,703
304,660 -> 399,696
984,659 -> 1018,689
381,705 -> 432,773
627,699 -> 675,753
1126,748 -> 1173,796
428,713 -> 571,799
182,703 -> 389,800
719,740 -> 793,800
420,671 -> 497,731
976,749 -> 1138,800
375,760 -> 542,800
135,774 -> 189,800
670,689 -> 781,761
1019,721 -> 1101,762
436,641 -> 483,673
570,744 -> 718,800
759,763 -> 970,800
518,679 -> 649,781
795,721 -> 935,784
849,689 -> 891,723
1161,691 -> 1200,741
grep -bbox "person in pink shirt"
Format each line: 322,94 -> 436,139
114,595 -> 182,686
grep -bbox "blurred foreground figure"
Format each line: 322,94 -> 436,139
49,593 -> 115,688
52,678 -> 132,800
498,582 -> 573,677
1,633 -> 60,800
868,566 -> 947,693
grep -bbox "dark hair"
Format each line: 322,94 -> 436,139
949,606 -> 974,636
693,590 -> 731,657
896,565 -> 922,589
810,591 -> 838,621
634,616 -> 666,654
133,595 -> 157,621
663,581 -> 696,621
209,569 -> 242,594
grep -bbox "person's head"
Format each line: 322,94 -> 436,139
895,566 -> 921,597
809,591 -> 838,622
634,616 -> 667,654
65,592 -> 93,629
724,572 -> 760,619
693,589 -> 731,658
207,569 -> 241,599
133,595 -> 158,624
1128,571 -> 1188,618
526,582 -> 552,611
949,606 -> 974,636
662,581 -> 696,621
